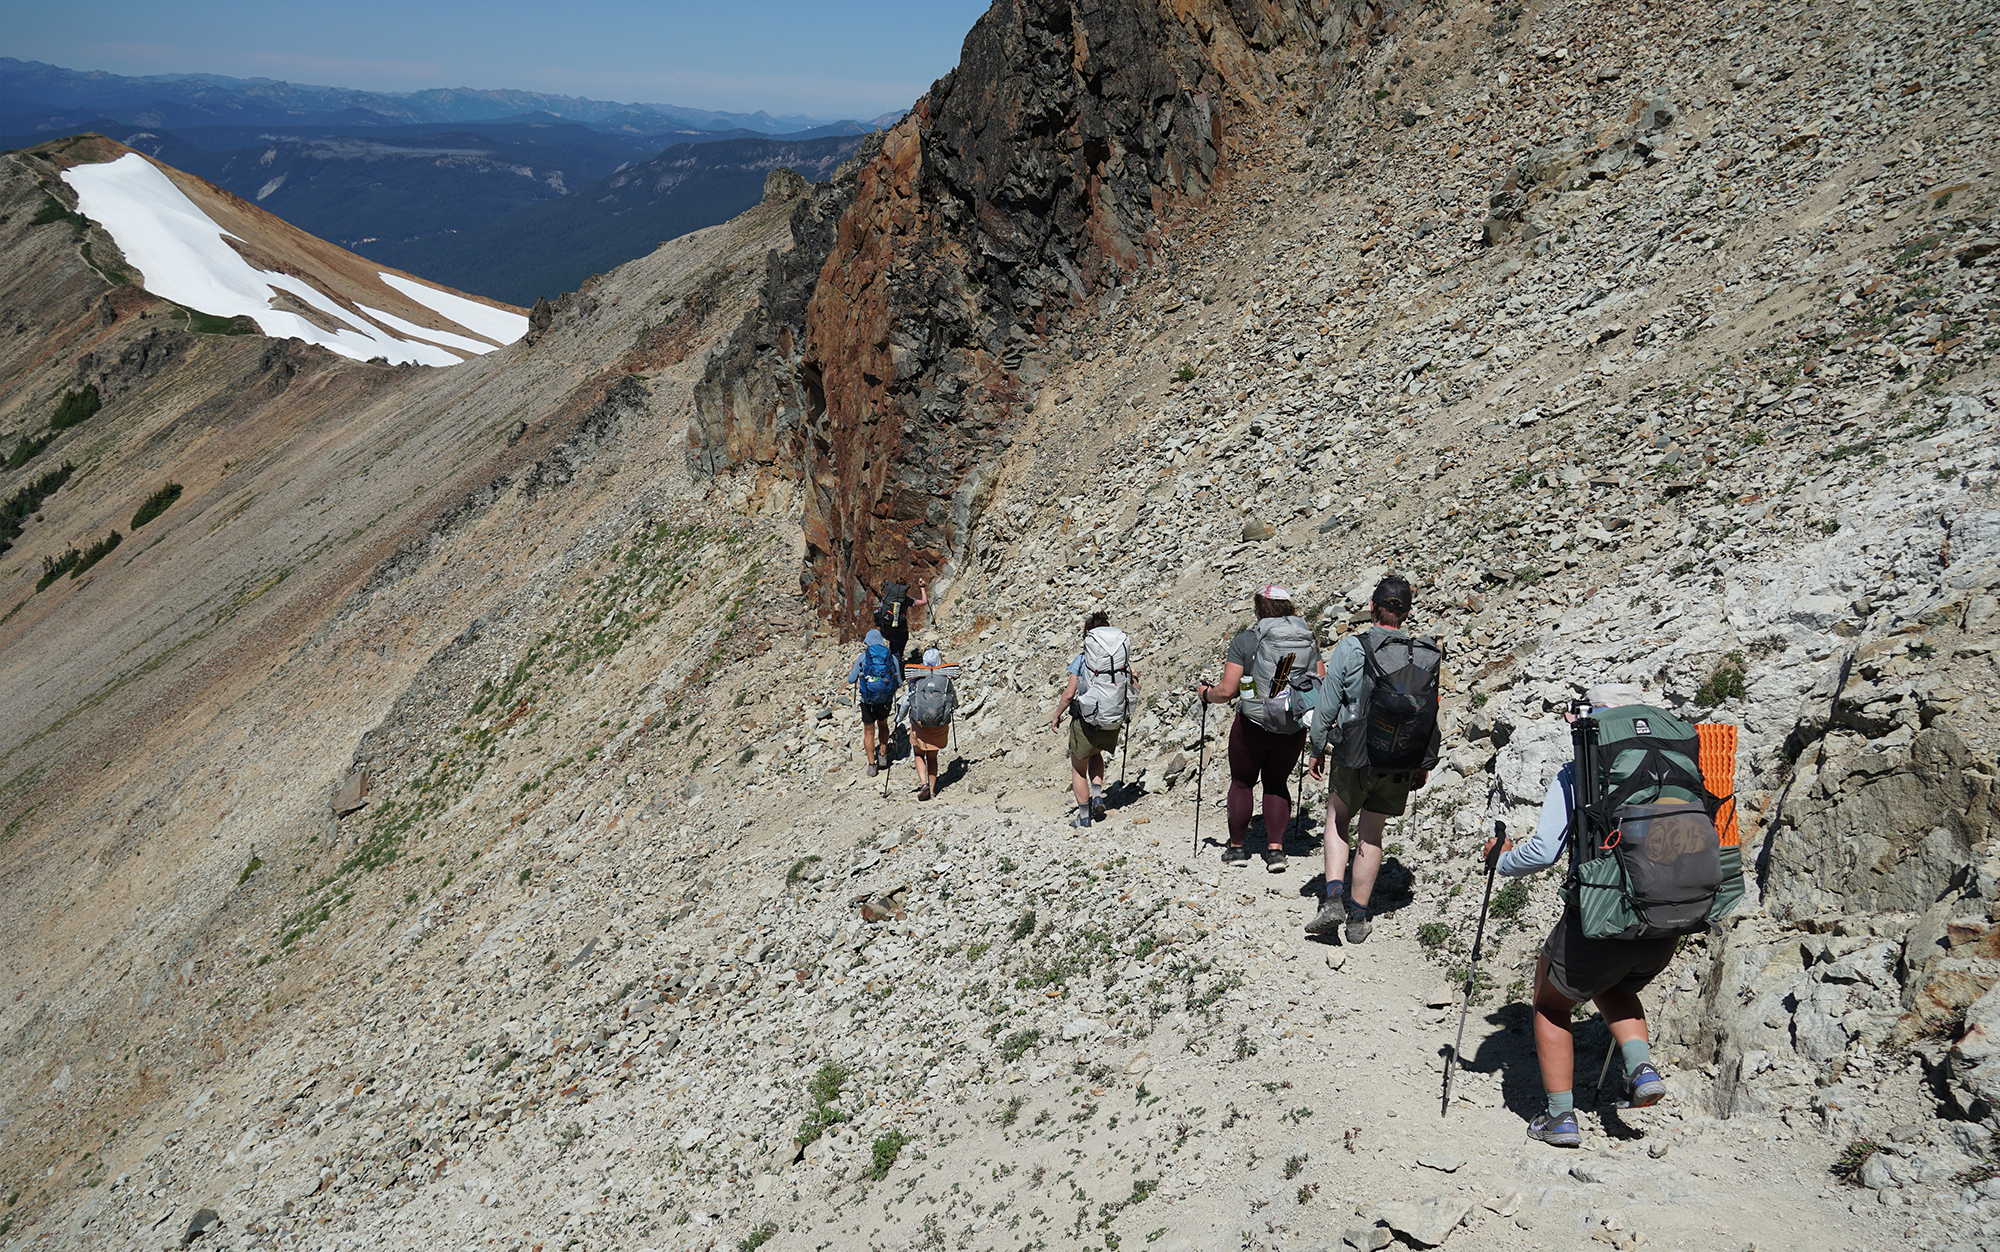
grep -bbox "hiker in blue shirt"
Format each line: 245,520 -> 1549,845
846,628 -> 902,778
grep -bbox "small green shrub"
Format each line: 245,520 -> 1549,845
868,1130 -> 911,1180
6,431 -> 52,470
796,1062 -> 851,1146
785,854 -> 822,885
1009,908 -> 1038,942
1417,921 -> 1451,949
1490,878 -> 1531,919
1832,1139 -> 1884,1183
737,1222 -> 779,1252
1696,655 -> 1748,705
999,1029 -> 1043,1062
1282,1152 -> 1307,1180
48,387 -> 101,432
236,848 -> 264,886
0,461 -> 74,555
998,1095 -> 1024,1126
68,530 -> 122,579
130,483 -> 183,529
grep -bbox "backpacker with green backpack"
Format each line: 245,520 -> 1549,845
1567,703 -> 1743,940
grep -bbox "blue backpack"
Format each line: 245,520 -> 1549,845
857,644 -> 897,703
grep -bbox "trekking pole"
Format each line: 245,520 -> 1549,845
1594,1037 -> 1619,1109
1288,751 -> 1308,846
1192,693 -> 1209,857
1443,821 -> 1505,1117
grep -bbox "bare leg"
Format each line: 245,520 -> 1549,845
1592,989 -> 1650,1047
1088,753 -> 1106,794
1323,787 -> 1353,887
1348,810 -> 1390,908
1070,755 -> 1091,808
1532,953 -> 1577,1100
862,721 -> 878,763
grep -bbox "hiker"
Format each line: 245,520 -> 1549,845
873,580 -> 928,660
1048,611 -> 1138,828
904,647 -> 958,802
845,627 -> 902,777
1306,574 -> 1442,941
1198,586 -> 1324,871
1481,683 -> 1681,1148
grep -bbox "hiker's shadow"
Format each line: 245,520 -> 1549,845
936,757 -> 971,791
1105,779 -> 1145,810
1455,1002 -> 1545,1120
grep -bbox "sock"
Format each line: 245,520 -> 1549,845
1326,879 -> 1344,900
1091,784 -> 1103,800
1621,1038 -> 1652,1073
1546,1090 -> 1574,1119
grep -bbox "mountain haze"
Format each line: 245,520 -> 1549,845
0,3 -> 1997,1252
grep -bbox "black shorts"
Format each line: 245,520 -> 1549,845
860,701 -> 892,724
1541,907 -> 1679,1004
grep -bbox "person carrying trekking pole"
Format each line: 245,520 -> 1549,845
1197,587 -> 1323,872
1481,682 -> 1727,1148
1048,611 -> 1138,828
1306,575 -> 1442,942
846,628 -> 902,778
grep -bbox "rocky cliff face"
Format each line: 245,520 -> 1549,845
691,0 -> 1399,631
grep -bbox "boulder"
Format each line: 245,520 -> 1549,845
1374,1196 -> 1473,1247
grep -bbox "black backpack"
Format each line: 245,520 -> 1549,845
873,582 -> 909,632
1355,633 -> 1442,770
1568,704 -> 1734,940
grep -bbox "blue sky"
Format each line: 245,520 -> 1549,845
7,0 -> 993,120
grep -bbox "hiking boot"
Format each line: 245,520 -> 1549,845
1304,897 -> 1345,938
1527,1109 -> 1582,1148
866,761 -> 879,778
1090,796 -> 1106,822
1069,808 -> 1093,828
1262,849 -> 1288,872
1625,1062 -> 1667,1109
1343,907 -> 1373,944
1220,844 -> 1252,866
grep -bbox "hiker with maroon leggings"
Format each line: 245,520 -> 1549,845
1198,587 -> 1325,872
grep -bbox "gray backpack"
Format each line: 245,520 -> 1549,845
907,668 -> 957,728
1243,616 -> 1321,734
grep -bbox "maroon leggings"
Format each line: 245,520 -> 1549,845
1226,711 -> 1307,849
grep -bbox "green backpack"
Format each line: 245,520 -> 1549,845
1568,704 -> 1741,940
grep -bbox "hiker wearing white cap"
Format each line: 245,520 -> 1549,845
1307,574 -> 1443,943
1199,586 -> 1324,871
1050,611 -> 1139,826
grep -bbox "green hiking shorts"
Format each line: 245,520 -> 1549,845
1326,763 -> 1416,818
1069,719 -> 1120,761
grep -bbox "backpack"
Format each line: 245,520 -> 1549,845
857,643 -> 897,703
1355,632 -> 1443,770
1073,626 -> 1134,729
873,583 -> 910,632
1567,704 -> 1737,940
907,667 -> 957,728
1242,616 -> 1321,735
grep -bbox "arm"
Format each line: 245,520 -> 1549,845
1049,673 -> 1079,731
1489,767 -> 1573,875
1203,661 -> 1246,704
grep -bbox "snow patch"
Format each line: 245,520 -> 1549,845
377,273 -> 527,346
59,153 -> 495,367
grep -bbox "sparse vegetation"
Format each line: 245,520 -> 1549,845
1697,651 -> 1748,705
0,462 -> 74,556
130,483 -> 184,530
868,1129 -> 911,1179
48,387 -> 101,432
795,1062 -> 852,1147
1833,1139 -> 1885,1183
1417,921 -> 1451,949
1490,878 -> 1531,919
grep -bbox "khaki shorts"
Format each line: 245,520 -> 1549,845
1542,907 -> 1680,1004
1326,763 -> 1415,818
1068,719 -> 1120,761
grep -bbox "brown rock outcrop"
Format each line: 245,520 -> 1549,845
692,0 -> 1401,633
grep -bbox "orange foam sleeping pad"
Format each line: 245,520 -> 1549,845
1696,722 -> 1740,848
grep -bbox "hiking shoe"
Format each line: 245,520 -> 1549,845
1304,897 -> 1345,938
1626,1062 -> 1667,1109
866,762 -> 879,778
1090,796 -> 1106,821
1220,845 -> 1252,866
1527,1109 -> 1582,1147
1263,849 -> 1288,872
1069,808 -> 1093,828
1343,908 -> 1373,944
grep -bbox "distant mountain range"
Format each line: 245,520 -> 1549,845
0,57 -> 901,134
1,59 -> 895,304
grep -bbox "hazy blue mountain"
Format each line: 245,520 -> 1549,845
361,133 -> 864,305
0,58 -> 868,134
